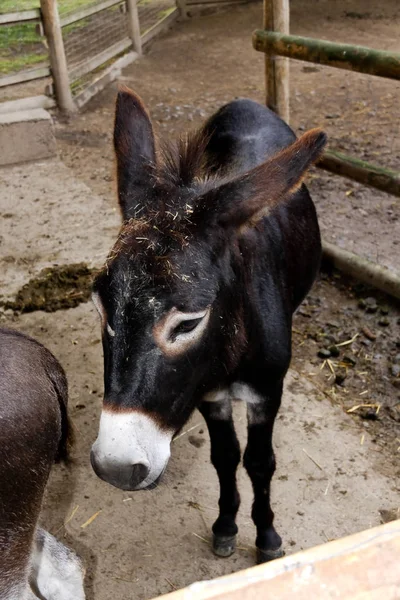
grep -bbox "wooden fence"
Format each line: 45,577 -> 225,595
253,0 -> 400,199
0,0 -> 178,110
0,9 -> 51,99
152,519 -> 400,600
0,0 -> 249,111
253,0 -> 400,299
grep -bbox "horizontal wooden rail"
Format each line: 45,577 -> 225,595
318,150 -> 400,197
155,520 -> 400,600
322,242 -> 400,300
253,31 -> 400,80
0,9 -> 41,25
60,0 -> 124,27
0,65 -> 50,88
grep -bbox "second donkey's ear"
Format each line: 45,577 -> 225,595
114,87 -> 156,220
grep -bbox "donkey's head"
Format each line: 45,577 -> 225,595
90,88 -> 326,491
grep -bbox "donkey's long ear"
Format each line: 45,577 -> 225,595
114,87 -> 156,220
195,128 -> 327,230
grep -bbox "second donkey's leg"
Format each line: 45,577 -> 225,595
199,399 -> 241,557
243,378 -> 284,564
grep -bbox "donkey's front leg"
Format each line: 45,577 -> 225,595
243,379 -> 284,564
199,399 -> 241,558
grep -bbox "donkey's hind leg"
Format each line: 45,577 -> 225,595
199,398 -> 241,558
243,379 -> 285,563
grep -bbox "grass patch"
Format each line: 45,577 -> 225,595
0,0 -> 94,16
0,22 -> 46,74
0,53 -> 46,74
0,22 -> 39,48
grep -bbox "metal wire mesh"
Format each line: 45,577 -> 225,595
62,2 -> 129,72
61,0 -> 177,97
137,0 -> 176,35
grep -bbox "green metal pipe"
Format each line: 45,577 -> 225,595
253,31 -> 400,80
318,150 -> 400,197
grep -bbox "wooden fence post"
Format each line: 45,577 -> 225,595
40,0 -> 75,112
176,0 -> 188,20
126,0 -> 142,55
263,0 -> 289,123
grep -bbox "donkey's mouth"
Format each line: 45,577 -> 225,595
90,408 -> 174,490
90,448 -> 164,491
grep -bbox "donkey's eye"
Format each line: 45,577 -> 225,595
171,318 -> 203,339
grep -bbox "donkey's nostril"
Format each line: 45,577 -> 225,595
90,449 -> 150,490
130,462 -> 149,488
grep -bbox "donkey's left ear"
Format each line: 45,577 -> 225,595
195,128 -> 327,230
114,87 -> 156,220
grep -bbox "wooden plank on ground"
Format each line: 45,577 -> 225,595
0,95 -> 55,113
153,520 -> 400,600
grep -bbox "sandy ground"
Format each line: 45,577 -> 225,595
0,160 -> 119,301
0,1 -> 399,599
1,304 -> 399,600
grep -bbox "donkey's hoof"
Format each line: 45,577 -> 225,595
256,546 -> 285,564
213,534 -> 237,558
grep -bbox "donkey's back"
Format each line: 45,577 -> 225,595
0,329 -> 85,600
203,98 -> 296,175
204,98 -> 321,313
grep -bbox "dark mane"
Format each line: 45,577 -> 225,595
157,127 -> 213,188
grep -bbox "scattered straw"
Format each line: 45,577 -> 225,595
65,504 -> 79,526
165,578 -> 178,590
188,501 -> 203,511
324,481 -> 330,496
303,448 -> 323,471
191,532 -> 211,545
327,359 -> 335,374
80,510 -> 102,529
359,389 -> 369,396
360,434 -> 365,446
173,423 -> 202,442
336,333 -> 359,347
347,403 -> 380,414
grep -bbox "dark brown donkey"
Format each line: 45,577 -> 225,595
91,89 -> 327,563
0,328 -> 85,599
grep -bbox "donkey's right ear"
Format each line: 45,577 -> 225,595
114,87 -> 156,220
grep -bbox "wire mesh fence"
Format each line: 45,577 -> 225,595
138,0 -> 176,35
59,0 -> 177,98
0,0 -> 179,105
62,2 -> 128,73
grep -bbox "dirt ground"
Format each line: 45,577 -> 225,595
1,303 -> 399,600
0,1 -> 399,599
